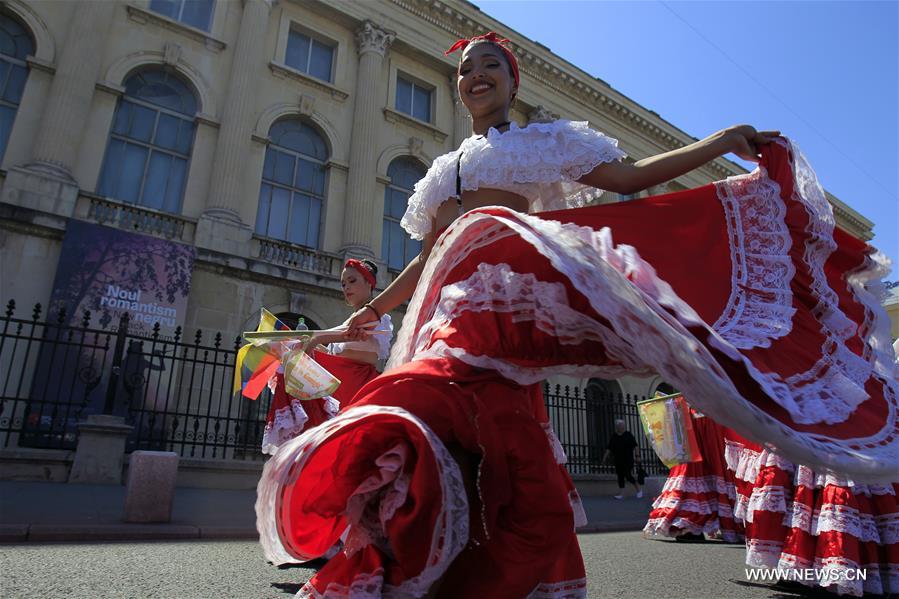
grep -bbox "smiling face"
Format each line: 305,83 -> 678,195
340,267 -> 372,309
457,41 -> 518,130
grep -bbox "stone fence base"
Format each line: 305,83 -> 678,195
0,449 -> 264,489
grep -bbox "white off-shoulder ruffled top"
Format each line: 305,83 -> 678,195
400,120 -> 627,240
328,314 -> 394,361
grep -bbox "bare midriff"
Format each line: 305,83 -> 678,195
334,347 -> 379,366
434,187 -> 530,233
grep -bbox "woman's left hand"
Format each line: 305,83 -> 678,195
725,125 -> 781,163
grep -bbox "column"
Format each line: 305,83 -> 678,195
204,0 -> 271,222
340,21 -> 395,258
195,0 -> 272,257
28,0 -> 116,180
450,75 -> 471,147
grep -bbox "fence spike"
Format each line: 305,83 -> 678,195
32,303 -> 42,321
152,322 -> 161,339
173,326 -> 182,343
56,307 -> 67,325
5,299 -> 14,317
194,329 -> 202,345
81,309 -> 91,328
214,332 -> 222,348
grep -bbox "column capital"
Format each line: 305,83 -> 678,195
528,104 -> 557,124
355,21 -> 395,57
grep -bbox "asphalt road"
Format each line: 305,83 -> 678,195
0,532 -> 805,598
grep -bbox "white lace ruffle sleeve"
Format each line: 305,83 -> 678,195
328,314 -> 394,361
400,120 -> 626,240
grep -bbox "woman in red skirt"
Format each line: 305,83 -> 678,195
726,399 -> 898,594
260,259 -> 393,455
256,32 -> 898,598
644,409 -> 747,543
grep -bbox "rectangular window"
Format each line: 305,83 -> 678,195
285,29 -> 334,83
395,75 -> 432,123
149,0 -> 215,31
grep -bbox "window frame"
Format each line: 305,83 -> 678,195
148,0 -> 216,32
284,25 -> 336,84
96,70 -> 198,214
382,157 -> 425,271
394,72 -> 434,124
254,120 -> 330,250
0,12 -> 34,163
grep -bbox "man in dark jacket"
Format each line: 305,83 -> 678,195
602,419 -> 643,499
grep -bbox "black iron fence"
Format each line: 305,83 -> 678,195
0,300 -> 270,460
1,299 -> 666,474
544,383 -> 668,476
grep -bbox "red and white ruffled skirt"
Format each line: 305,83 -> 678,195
257,139 -> 898,597
727,441 -> 899,596
261,351 -> 378,455
644,414 -> 746,543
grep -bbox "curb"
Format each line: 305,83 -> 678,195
0,524 -> 259,543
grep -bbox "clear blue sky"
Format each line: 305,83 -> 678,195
474,0 -> 898,280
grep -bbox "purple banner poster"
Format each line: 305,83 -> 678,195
22,221 -> 195,448
48,220 -> 195,336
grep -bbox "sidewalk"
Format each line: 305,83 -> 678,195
0,480 -> 652,542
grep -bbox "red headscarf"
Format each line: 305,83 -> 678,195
445,32 -> 519,87
344,259 -> 376,288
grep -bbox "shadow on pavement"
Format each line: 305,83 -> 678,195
276,558 -> 324,570
271,582 -> 303,595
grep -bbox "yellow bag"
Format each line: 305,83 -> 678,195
281,349 -> 340,400
636,392 -> 701,468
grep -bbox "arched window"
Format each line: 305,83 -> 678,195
382,157 -> 425,271
97,70 -> 198,213
0,13 -> 34,162
255,119 -> 328,248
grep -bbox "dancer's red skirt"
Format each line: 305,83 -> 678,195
261,351 -> 379,454
257,139 -> 897,597
644,413 -> 746,542
727,441 -> 899,596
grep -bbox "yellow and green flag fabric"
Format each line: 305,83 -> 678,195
233,308 -> 290,400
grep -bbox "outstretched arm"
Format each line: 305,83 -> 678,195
579,125 -> 779,195
345,229 -> 436,335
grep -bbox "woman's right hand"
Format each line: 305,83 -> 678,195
724,125 -> 780,163
345,306 -> 379,340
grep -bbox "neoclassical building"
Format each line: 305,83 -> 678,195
0,0 -> 875,397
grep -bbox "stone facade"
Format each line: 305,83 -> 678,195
0,0 -> 876,404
